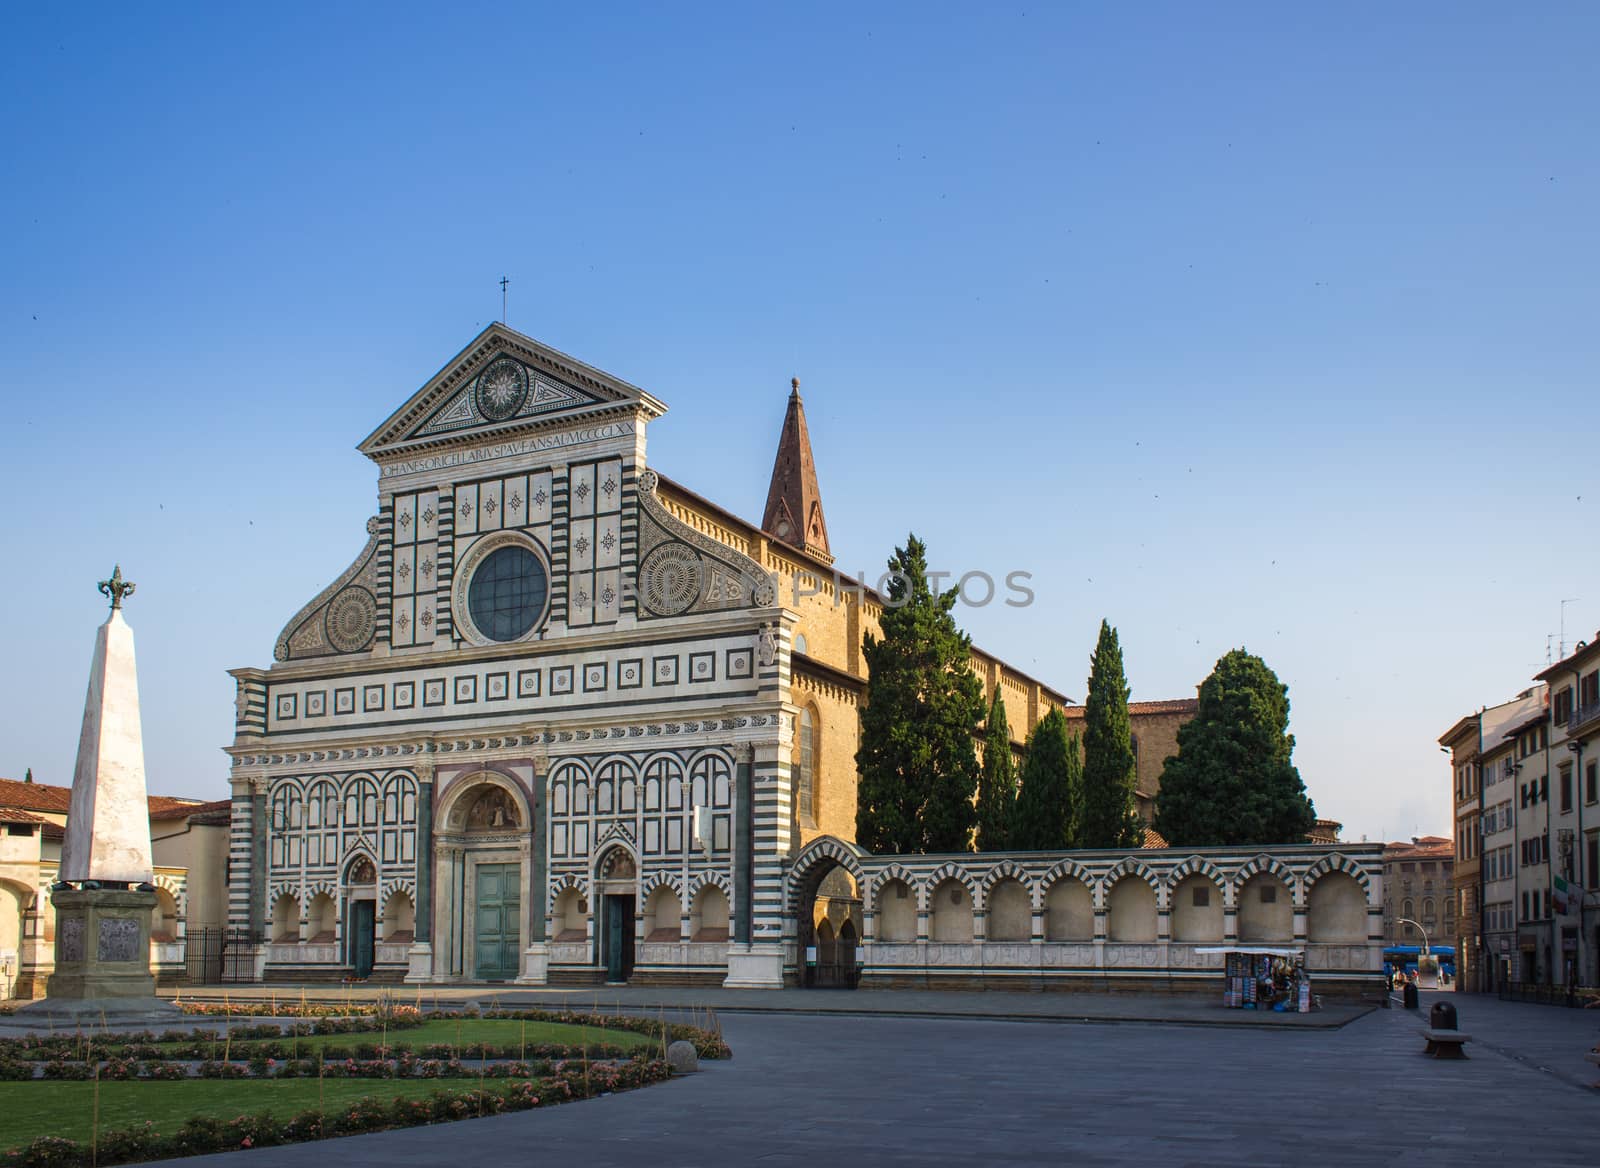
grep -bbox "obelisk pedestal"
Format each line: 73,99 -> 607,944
12,567 -> 183,1029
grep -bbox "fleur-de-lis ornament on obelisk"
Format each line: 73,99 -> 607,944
98,565 -> 135,611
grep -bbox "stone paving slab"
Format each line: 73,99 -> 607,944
151,993 -> 1597,1168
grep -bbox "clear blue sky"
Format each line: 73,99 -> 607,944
3,3 -> 1596,843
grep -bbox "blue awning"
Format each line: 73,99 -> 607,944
1383,945 -> 1455,957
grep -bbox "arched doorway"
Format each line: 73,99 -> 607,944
0,879 -> 31,1001
796,863 -> 862,989
344,855 -> 377,978
594,846 -> 637,983
434,776 -> 529,982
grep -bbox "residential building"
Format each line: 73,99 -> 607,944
1535,635 -> 1600,988
1380,835 -> 1453,950
0,773 -> 230,998
1479,722 -> 1520,990
1440,713 -> 1485,990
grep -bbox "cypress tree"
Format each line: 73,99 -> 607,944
975,686 -> 1017,852
1079,620 -> 1144,849
855,534 -> 984,854
1153,649 -> 1316,846
1009,707 -> 1081,850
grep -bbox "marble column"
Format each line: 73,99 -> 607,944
406,763 -> 435,983
518,760 -> 550,984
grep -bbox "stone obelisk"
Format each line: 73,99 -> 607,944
15,567 -> 182,1025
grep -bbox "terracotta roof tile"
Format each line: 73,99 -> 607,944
0,776 -> 220,820
1141,826 -> 1170,849
0,777 -> 71,814
0,807 -> 47,825
148,797 -> 231,821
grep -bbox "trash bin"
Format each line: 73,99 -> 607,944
1430,1000 -> 1457,1030
1403,981 -> 1419,1010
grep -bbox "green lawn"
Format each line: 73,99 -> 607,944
194,1017 -> 650,1055
0,1079 -> 514,1150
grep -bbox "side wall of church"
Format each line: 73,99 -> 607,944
787,838 -> 1386,995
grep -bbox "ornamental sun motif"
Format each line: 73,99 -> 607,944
325,586 -> 377,653
640,542 -> 702,616
474,357 -> 529,422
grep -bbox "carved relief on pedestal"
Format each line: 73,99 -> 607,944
97,918 -> 142,963
59,918 -> 84,964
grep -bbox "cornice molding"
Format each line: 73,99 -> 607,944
229,712 -> 781,772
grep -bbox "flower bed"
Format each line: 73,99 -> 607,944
0,1057 -> 672,1167
0,1005 -> 729,1065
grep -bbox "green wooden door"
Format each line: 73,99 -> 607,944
474,864 -> 521,980
350,900 -> 375,978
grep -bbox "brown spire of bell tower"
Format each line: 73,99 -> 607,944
761,377 -> 833,564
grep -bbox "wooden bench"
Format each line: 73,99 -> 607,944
1421,1029 -> 1471,1059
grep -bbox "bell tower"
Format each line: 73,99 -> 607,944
760,378 -> 833,565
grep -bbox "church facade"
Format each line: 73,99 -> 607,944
226,325 -> 1383,992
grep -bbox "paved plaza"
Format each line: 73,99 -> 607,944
151,989 -> 1595,1168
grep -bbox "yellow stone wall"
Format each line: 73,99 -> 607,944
791,664 -> 863,849
657,479 -> 1197,851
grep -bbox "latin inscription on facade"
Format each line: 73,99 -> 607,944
380,423 -> 636,479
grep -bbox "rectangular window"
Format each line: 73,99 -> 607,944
1193,886 -> 1210,908
1582,670 -> 1600,708
1554,687 -> 1572,725
1540,775 -> 1549,802
1588,834 -> 1600,887
1560,765 -> 1574,813
1260,885 -> 1277,904
797,709 -> 815,823
1587,761 -> 1598,805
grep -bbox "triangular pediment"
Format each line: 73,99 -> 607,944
359,323 -> 666,458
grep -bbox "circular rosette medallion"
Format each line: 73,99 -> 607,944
474,357 -> 529,422
325,586 -> 377,652
640,543 -> 703,617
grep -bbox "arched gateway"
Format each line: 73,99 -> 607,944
789,838 -> 867,988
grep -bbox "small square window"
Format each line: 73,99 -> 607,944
1192,886 -> 1210,908
1260,886 -> 1277,904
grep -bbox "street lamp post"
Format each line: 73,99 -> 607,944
1399,917 -> 1434,985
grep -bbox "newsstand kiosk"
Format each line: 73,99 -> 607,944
1199,947 -> 1314,1013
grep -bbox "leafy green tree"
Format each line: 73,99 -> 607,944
1153,649 -> 1316,846
1079,620 -> 1144,849
855,534 -> 984,853
975,686 -> 1017,851
1009,707 -> 1081,850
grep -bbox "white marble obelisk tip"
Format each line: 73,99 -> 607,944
60,608 -> 155,884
